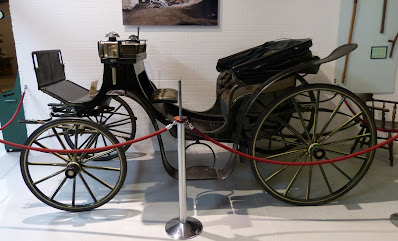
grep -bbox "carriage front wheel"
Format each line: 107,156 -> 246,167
20,118 -> 127,211
249,84 -> 376,205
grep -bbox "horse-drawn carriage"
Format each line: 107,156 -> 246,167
19,31 -> 376,211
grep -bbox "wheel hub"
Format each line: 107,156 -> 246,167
308,143 -> 326,160
65,162 -> 81,179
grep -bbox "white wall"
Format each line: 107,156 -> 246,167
8,0 -> 341,152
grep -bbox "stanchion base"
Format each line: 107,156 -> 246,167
165,217 -> 203,240
390,213 -> 398,228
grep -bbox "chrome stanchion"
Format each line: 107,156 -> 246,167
165,80 -> 202,240
390,213 -> 398,228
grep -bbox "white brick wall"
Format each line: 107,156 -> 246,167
8,0 -> 340,152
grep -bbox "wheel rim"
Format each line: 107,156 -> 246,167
250,84 -> 376,205
20,119 -> 127,211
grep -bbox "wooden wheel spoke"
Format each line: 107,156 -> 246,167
101,103 -> 123,124
72,177 -> 76,207
107,128 -> 132,135
101,134 -> 108,147
74,124 -> 79,149
256,134 -> 306,147
319,165 -> 333,194
33,141 -> 69,163
83,165 -> 121,172
317,96 -> 346,139
77,133 -> 96,150
306,156 -> 313,200
105,118 -> 132,128
82,170 -> 114,190
263,152 -> 307,182
322,133 -> 371,146
52,127 -> 73,160
270,114 -> 308,144
312,90 -> 320,142
83,149 -> 116,163
35,129 -> 71,142
113,133 -> 130,140
323,147 -> 367,160
78,173 -> 98,203
27,162 -> 67,167
87,116 -> 96,122
50,177 -> 67,200
290,116 -> 311,122
33,168 -> 67,185
291,97 -> 311,141
324,156 -> 353,181
283,154 -> 310,196
79,132 -> 101,160
319,112 -> 363,143
265,148 -> 307,159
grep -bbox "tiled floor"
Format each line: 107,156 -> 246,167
1,149 -> 398,241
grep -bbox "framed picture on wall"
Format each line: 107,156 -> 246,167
122,0 -> 218,26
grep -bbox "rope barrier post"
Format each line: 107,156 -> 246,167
165,80 -> 202,240
391,213 -> 398,228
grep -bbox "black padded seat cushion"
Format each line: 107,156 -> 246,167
41,80 -> 91,104
220,76 -> 295,116
216,71 -> 234,97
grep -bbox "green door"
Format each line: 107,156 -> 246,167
0,1 -> 27,151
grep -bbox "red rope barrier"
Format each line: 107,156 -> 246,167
191,125 -> 398,166
0,90 -> 26,131
0,127 -> 168,153
1,87 -> 396,166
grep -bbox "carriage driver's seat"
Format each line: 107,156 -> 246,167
217,70 -> 296,119
32,50 -> 94,107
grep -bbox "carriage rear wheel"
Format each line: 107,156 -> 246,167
93,96 -> 136,147
20,118 -> 127,211
249,84 -> 376,205
68,96 -> 136,161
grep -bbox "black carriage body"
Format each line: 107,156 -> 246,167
96,38 -> 320,142
26,32 -> 376,208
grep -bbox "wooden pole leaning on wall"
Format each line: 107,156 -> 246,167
341,0 -> 358,84
380,0 -> 387,33
388,33 -> 398,58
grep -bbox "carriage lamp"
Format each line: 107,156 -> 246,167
98,31 -> 147,85
98,32 -> 120,59
103,42 -> 119,59
98,32 -> 147,59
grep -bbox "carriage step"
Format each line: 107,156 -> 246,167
150,88 -> 178,103
186,166 -> 218,180
48,103 -> 65,107
19,117 -> 52,124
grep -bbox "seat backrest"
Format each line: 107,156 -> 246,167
32,50 -> 66,89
